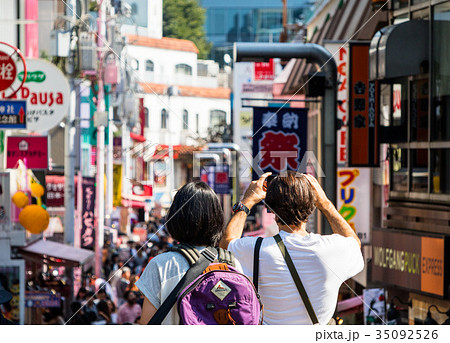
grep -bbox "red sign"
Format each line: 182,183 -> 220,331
6,136 -> 48,169
45,175 -> 65,207
254,59 -> 274,81
0,51 -> 17,91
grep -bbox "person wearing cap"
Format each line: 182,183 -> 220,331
0,282 -> 15,325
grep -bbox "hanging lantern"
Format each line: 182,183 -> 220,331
19,204 -> 50,234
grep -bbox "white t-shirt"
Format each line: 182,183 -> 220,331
135,248 -> 242,325
228,231 -> 364,325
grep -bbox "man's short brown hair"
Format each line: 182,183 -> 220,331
265,171 -> 316,226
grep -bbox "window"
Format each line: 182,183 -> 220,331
431,149 -> 450,194
432,3 -> 450,141
161,109 -> 168,129
145,60 -> 154,72
391,147 -> 408,192
183,110 -> 189,130
175,63 -> 192,75
210,110 -> 226,126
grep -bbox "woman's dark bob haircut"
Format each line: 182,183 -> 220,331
166,181 -> 224,246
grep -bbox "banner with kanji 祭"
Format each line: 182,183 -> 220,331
81,177 -> 96,250
252,107 -> 308,179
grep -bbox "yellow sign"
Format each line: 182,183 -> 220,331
113,164 -> 122,207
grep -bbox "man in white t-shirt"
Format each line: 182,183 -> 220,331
219,172 -> 364,325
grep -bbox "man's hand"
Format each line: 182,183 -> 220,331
241,172 -> 272,209
303,173 -> 332,212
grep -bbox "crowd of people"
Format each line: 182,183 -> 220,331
63,217 -> 174,325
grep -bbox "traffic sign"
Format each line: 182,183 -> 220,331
0,100 -> 26,128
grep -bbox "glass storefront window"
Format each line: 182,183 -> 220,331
410,78 -> 429,141
391,148 -> 408,191
411,149 -> 428,192
432,4 -> 450,141
431,149 -> 450,194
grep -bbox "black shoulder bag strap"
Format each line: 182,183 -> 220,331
273,234 -> 319,325
147,247 -> 217,325
253,237 -> 263,292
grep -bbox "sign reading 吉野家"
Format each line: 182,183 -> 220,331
372,229 -> 448,297
252,107 -> 307,179
1,59 -> 70,132
81,177 -> 96,250
348,43 -> 379,167
336,167 -> 371,244
6,136 -> 48,169
0,100 -> 27,128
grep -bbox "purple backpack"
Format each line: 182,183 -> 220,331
148,245 -> 262,325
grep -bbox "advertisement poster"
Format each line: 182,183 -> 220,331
81,177 -> 96,250
252,107 -> 308,179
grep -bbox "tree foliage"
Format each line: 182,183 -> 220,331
163,0 -> 211,59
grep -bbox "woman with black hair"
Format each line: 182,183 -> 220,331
136,181 -> 235,325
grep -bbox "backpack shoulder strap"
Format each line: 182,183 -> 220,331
217,247 -> 236,267
273,234 -> 319,325
253,237 -> 263,292
169,243 -> 201,266
148,247 -> 217,325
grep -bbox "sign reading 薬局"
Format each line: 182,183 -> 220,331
2,59 -> 70,132
81,177 -> 96,250
6,136 -> 48,169
336,167 -> 371,244
252,107 -> 307,179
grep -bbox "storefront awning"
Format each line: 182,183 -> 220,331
369,20 -> 429,80
19,240 -> 94,269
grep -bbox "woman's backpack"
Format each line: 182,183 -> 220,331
148,244 -> 263,325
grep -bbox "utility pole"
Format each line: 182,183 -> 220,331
95,0 -> 106,277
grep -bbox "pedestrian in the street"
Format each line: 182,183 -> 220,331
219,172 -> 364,325
117,291 -> 141,325
136,181 -> 233,324
66,301 -> 90,325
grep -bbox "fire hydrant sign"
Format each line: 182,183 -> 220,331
0,51 -> 17,91
3,59 -> 70,132
6,136 -> 48,169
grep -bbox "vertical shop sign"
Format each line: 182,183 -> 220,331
337,47 -> 348,165
252,107 -> 308,178
81,177 -> 96,250
336,168 -> 371,244
349,43 -> 379,167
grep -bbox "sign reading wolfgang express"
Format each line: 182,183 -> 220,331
372,229 -> 448,297
2,59 -> 70,132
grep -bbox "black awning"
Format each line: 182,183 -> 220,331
370,20 -> 429,80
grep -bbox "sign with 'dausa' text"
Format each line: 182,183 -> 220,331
2,59 -> 70,132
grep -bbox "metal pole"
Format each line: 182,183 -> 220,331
234,42 -> 337,234
95,0 -> 106,277
105,104 -> 113,225
64,80 -> 77,245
